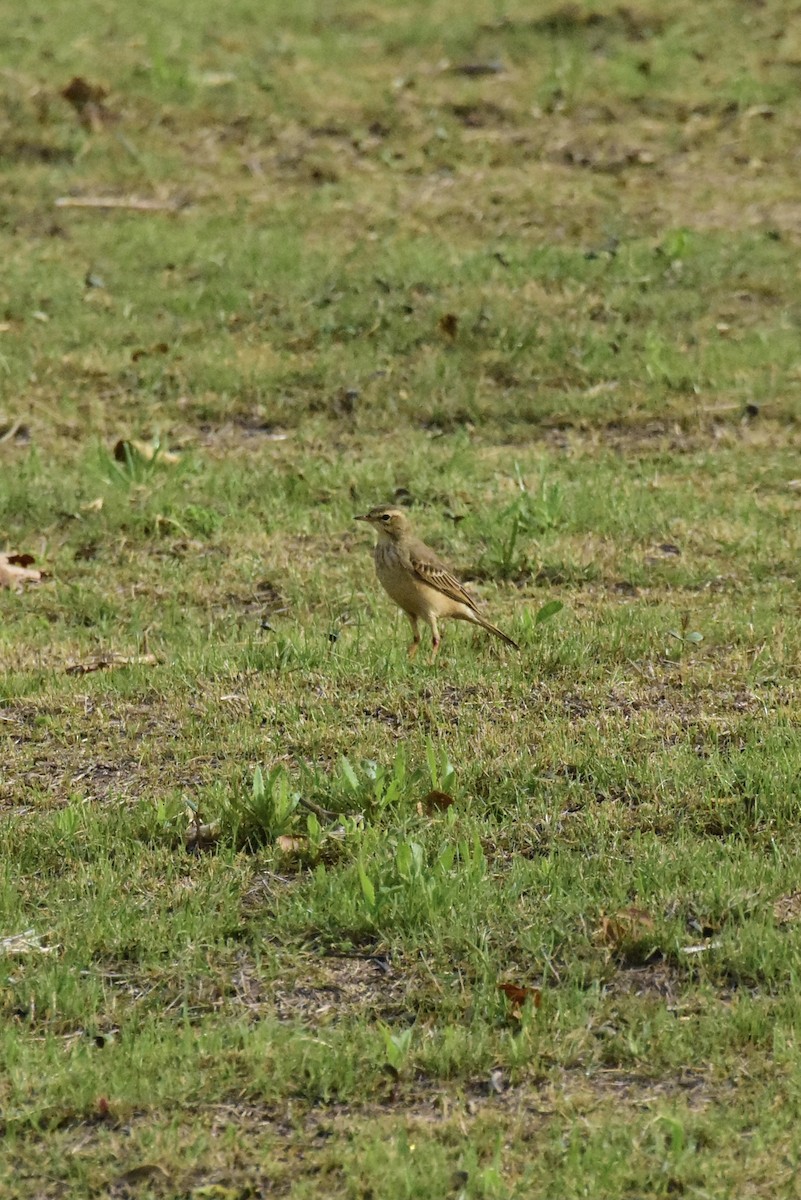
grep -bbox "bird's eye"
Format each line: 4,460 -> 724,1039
381,514 -> 391,522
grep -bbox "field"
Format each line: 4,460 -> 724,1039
2,1 -> 801,1195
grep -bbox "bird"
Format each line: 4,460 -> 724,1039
355,505 -> 518,661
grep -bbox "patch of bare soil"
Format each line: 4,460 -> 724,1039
603,959 -> 682,1003
543,418 -> 801,457
536,1063 -> 717,1112
227,951 -> 410,1025
0,698 -> 187,808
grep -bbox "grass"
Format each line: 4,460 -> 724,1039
3,0 -> 801,1195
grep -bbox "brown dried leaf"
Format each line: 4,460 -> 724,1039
595,906 -> 655,949
61,76 -> 112,131
498,981 -> 542,1020
438,312 -> 459,339
420,789 -> 455,815
185,818 -> 221,852
65,653 -> 159,676
0,552 -> 42,590
62,76 -> 108,108
275,835 -> 307,855
498,982 -> 541,1006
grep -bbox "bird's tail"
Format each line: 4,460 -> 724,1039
475,614 -> 519,650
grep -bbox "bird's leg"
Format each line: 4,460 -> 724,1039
407,614 -> 421,660
427,615 -> 441,665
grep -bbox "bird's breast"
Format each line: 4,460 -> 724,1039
373,542 -> 463,619
374,543 -> 423,614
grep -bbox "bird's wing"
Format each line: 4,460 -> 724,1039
408,542 -> 480,612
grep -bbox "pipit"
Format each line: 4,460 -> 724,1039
355,505 -> 518,661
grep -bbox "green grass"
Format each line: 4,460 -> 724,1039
3,1 -> 801,1196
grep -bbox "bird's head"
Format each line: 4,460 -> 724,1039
354,505 -> 410,541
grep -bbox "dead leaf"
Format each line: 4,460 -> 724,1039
488,1067 -> 506,1094
61,76 -> 108,108
438,312 -> 459,339
65,653 -> 159,676
498,982 -> 541,1007
61,76 -> 111,131
595,906 -> 656,949
275,835 -> 307,855
80,498 -> 104,513
418,789 -> 455,816
497,981 -> 542,1020
185,816 -> 221,852
0,552 -> 42,590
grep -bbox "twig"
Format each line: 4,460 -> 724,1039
0,418 -> 23,443
55,195 -> 182,212
297,795 -> 337,821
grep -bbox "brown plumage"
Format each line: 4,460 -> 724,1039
355,505 -> 518,661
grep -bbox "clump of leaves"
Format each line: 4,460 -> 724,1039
222,765 -> 301,850
379,1022 -> 414,1079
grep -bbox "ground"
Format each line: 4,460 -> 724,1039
2,1 -> 801,1196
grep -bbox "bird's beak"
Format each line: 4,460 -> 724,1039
354,514 -> 369,522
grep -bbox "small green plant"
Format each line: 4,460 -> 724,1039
338,749 -> 419,812
353,830 -> 487,930
535,599 -> 564,624
305,811 -> 325,855
494,468 -> 562,578
425,738 -> 455,793
379,1022 -> 414,1077
666,614 -> 704,659
358,861 -> 377,914
222,765 -> 301,850
106,439 -> 169,487
181,503 -> 223,537
53,797 -> 89,841
395,839 -> 424,882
